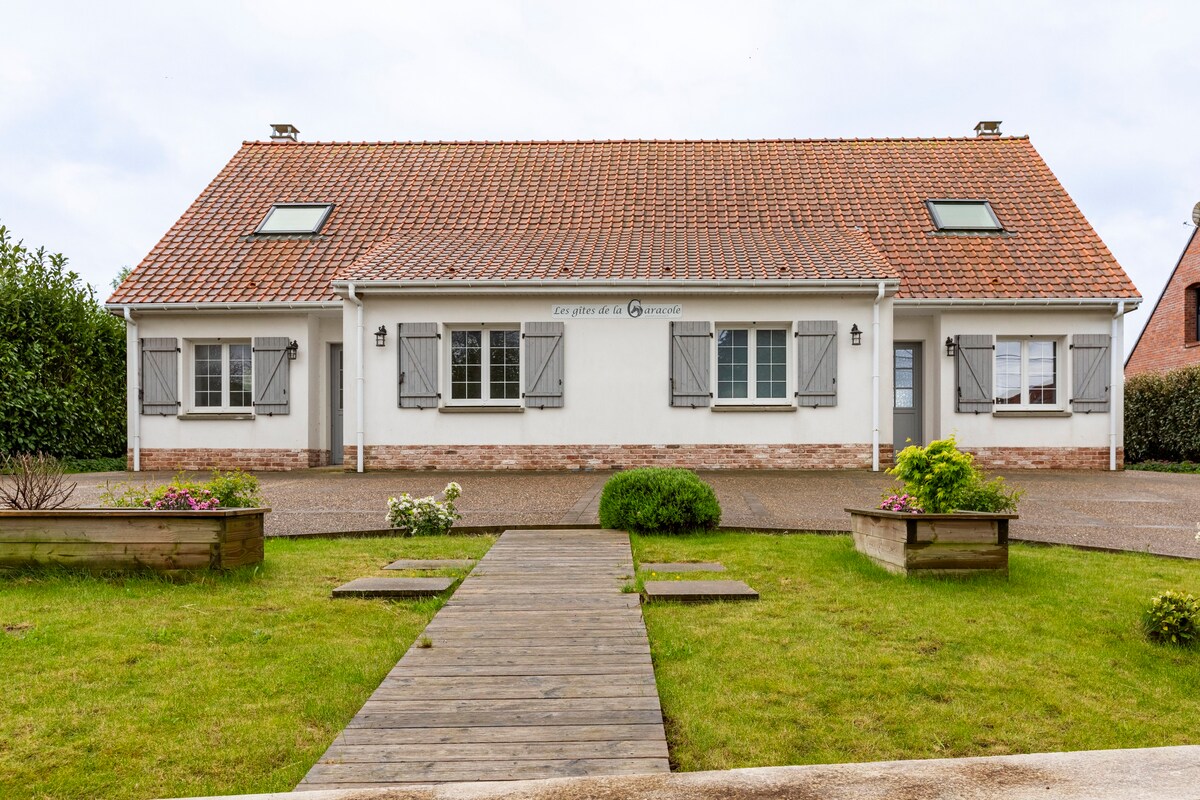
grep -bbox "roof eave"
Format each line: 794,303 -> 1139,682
331,278 -> 901,296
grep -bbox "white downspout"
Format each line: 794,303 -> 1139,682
348,283 -> 365,473
123,306 -> 140,472
1111,301 -> 1127,471
872,281 -> 885,471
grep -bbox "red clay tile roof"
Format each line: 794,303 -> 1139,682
108,138 -> 1139,304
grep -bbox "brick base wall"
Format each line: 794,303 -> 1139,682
962,446 -> 1120,470
345,443 -> 894,471
131,448 -> 330,472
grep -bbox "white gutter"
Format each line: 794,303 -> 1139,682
105,302 -> 339,313
1111,301 -> 1132,471
348,283 -> 365,474
872,282 -> 885,471
123,307 -> 140,472
895,297 -> 1141,309
331,279 -> 901,296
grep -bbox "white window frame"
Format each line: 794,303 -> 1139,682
714,324 -> 791,406
993,336 -> 1065,411
187,340 -> 254,413
445,325 -> 523,407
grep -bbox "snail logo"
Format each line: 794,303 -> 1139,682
627,299 -> 643,318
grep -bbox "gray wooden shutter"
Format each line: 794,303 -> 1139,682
1070,334 -> 1111,413
398,323 -> 440,408
140,337 -> 179,415
955,334 -> 994,413
252,337 -> 291,415
523,321 -> 564,408
670,321 -> 712,407
795,321 -> 838,407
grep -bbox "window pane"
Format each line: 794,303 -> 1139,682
228,344 -> 253,407
995,341 -> 1021,405
717,329 -> 748,399
895,369 -> 912,389
895,348 -> 913,369
451,330 -> 481,400
489,329 -> 520,400
929,201 -> 1001,230
194,344 -> 222,407
755,329 -> 787,399
258,204 -> 330,233
1028,340 -> 1057,405
895,388 -> 914,409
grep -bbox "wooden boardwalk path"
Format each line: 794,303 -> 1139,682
296,529 -> 669,791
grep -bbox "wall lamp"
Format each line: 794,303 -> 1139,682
944,336 -> 956,358
375,326 -> 388,347
285,340 -> 299,360
849,324 -> 862,346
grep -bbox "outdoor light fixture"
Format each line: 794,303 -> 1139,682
285,340 -> 299,361
945,336 -> 956,358
850,324 -> 862,346
375,326 -> 388,347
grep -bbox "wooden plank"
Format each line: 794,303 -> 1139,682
0,517 -> 222,544
360,696 -> 661,713
913,519 -> 1002,544
318,739 -> 669,763
302,757 -> 671,783
301,529 -> 668,787
334,723 -> 667,746
0,541 -> 213,570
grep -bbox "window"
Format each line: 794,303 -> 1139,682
255,203 -> 333,234
192,342 -> 252,411
716,327 -> 788,402
995,339 -> 1060,408
926,200 -> 1003,231
449,328 -> 520,403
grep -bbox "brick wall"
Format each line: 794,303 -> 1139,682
131,448 -> 329,471
344,443 -> 890,471
1126,228 -> 1200,376
963,446 -> 1119,470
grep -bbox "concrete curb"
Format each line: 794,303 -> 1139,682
162,745 -> 1200,799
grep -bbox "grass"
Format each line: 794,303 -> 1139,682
1126,460 -> 1200,474
61,456 -> 127,473
0,534 -> 492,800
632,532 -> 1200,771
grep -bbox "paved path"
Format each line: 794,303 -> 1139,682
295,529 -> 669,792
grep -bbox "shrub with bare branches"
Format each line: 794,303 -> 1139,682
0,453 -> 77,509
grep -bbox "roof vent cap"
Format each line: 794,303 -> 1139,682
974,120 -> 1002,137
270,123 -> 299,143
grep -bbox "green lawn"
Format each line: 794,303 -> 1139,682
632,533 -> 1200,771
0,535 -> 493,800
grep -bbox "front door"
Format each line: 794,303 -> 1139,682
892,342 -> 923,455
330,343 -> 344,466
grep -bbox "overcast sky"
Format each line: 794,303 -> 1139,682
2,0 -> 1198,351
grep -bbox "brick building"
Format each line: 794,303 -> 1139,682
1126,217 -> 1200,376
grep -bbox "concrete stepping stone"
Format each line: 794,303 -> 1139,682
332,577 -> 455,599
639,562 -> 725,573
643,579 -> 758,603
384,558 -> 476,571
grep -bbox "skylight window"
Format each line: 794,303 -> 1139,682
926,200 -> 1003,232
256,204 -> 333,234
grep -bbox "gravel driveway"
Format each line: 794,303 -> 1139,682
68,467 -> 1200,559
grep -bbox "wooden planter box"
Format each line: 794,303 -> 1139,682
846,507 -> 1016,576
0,508 -> 268,572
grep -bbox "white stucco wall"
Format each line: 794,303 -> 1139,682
933,309 -> 1117,448
346,292 -> 894,448
125,310 -> 340,453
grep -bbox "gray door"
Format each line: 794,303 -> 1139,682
892,342 -> 923,455
330,344 -> 344,466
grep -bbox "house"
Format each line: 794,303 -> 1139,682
1124,205 -> 1200,376
106,123 -> 1140,473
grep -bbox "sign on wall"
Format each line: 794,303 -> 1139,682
551,299 -> 683,320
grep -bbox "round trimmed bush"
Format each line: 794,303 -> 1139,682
1142,590 -> 1199,647
598,468 -> 721,534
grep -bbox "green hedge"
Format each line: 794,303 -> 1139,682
598,467 -> 721,534
0,225 -> 126,459
1125,366 -> 1200,463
